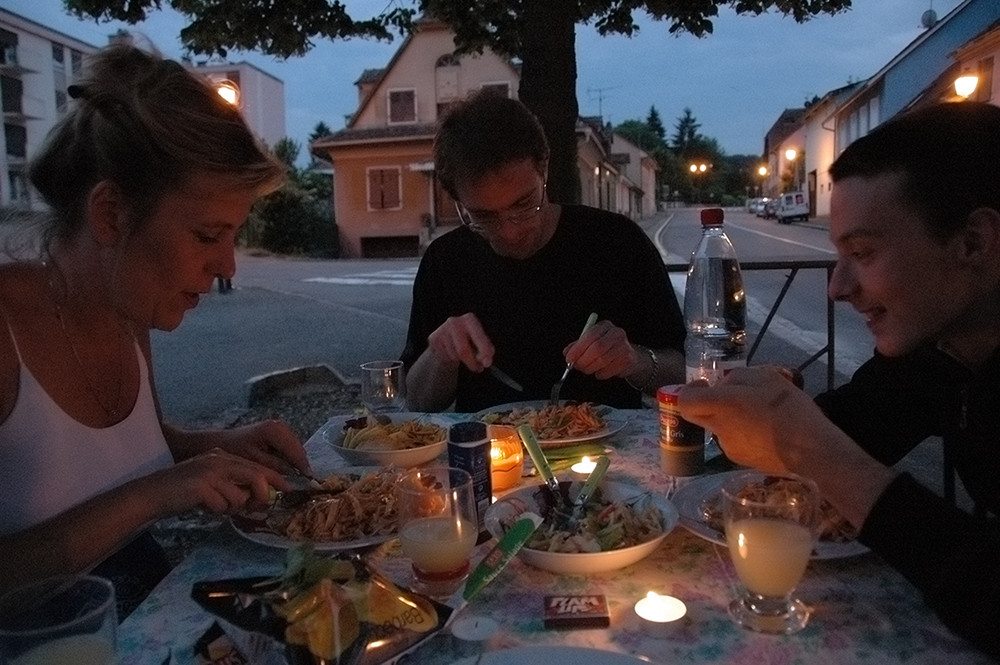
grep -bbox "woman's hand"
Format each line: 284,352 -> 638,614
206,419 -> 312,477
146,448 -> 292,515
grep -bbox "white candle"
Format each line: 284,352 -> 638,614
634,591 -> 687,623
571,456 -> 597,474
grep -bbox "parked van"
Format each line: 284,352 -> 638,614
776,192 -> 809,223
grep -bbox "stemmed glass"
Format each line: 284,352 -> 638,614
360,360 -> 406,413
396,466 -> 478,600
722,470 -> 820,634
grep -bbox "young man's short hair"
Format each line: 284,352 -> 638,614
830,102 -> 1000,239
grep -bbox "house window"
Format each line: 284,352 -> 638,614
4,123 -> 26,158
976,57 -> 994,102
8,170 -> 28,202
388,89 -> 416,124
0,29 -> 17,67
51,42 -> 64,65
367,167 -> 402,210
1,75 -> 21,114
867,98 -> 879,131
54,68 -> 67,114
435,54 -> 460,102
480,82 -> 510,98
70,50 -> 83,76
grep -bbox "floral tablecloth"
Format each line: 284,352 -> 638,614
118,411 -> 991,664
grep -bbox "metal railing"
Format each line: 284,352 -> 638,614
666,256 -> 838,391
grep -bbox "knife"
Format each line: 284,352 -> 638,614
488,365 -> 524,392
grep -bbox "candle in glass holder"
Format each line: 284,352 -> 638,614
488,425 -> 523,492
634,591 -> 686,624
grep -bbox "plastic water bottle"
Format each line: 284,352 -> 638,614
683,207 -> 747,384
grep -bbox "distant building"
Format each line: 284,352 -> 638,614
185,59 -> 286,149
313,17 -> 657,258
760,0 -> 999,221
832,0 -> 999,153
0,11 -> 286,211
0,9 -> 97,210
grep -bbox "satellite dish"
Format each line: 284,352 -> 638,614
921,9 -> 938,28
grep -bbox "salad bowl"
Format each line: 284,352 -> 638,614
484,480 -> 678,575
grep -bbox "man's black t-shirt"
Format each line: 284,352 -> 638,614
401,205 -> 685,412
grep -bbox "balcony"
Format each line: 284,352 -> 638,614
0,45 -> 39,76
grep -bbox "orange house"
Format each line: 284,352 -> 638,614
313,18 -> 658,258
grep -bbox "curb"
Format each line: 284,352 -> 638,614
246,363 -> 358,407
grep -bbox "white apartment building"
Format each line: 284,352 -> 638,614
1,9 -> 97,210
1,10 -> 286,211
185,59 -> 286,149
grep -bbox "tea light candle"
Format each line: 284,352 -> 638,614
634,591 -> 686,624
571,456 -> 597,474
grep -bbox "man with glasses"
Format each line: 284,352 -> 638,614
401,91 -> 685,413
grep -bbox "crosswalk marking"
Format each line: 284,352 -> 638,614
304,268 -> 417,286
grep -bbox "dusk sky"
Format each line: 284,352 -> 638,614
9,1 -> 963,158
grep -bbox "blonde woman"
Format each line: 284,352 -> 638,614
0,44 -> 310,612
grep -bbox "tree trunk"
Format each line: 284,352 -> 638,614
518,0 -> 580,205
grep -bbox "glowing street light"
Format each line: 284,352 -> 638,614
214,79 -> 240,106
785,148 -> 797,162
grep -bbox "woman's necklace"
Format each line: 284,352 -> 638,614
45,261 -> 126,423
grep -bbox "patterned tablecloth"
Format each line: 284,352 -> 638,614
118,410 -> 990,664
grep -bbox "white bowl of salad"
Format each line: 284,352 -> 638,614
484,480 -> 678,575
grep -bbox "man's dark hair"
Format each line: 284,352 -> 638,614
830,101 -> 1000,239
433,90 -> 549,199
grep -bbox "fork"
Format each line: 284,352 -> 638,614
549,312 -> 599,406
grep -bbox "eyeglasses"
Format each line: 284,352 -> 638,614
455,184 -> 546,232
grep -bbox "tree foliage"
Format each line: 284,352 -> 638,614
65,0 -> 852,205
646,106 -> 666,142
308,121 -> 333,143
243,138 -> 338,256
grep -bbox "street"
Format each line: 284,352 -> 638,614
148,207 -> 876,427
0,210 -> 873,427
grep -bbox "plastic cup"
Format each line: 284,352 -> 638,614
0,574 -> 116,665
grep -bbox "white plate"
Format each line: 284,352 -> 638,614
450,646 -> 651,664
672,471 -> 869,560
322,412 -> 450,468
484,480 -> 677,575
230,466 -> 398,551
474,401 -> 628,446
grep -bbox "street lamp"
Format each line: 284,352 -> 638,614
689,163 -> 708,203
955,71 -> 978,99
785,149 -> 799,191
758,165 -> 768,197
213,78 -> 241,106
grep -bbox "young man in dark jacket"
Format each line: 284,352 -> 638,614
679,101 -> 1000,660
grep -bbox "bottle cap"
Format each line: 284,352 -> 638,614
449,421 -> 487,443
700,207 -> 724,226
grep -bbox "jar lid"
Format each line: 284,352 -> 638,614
449,421 -> 487,443
700,207 -> 724,225
656,385 -> 683,404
